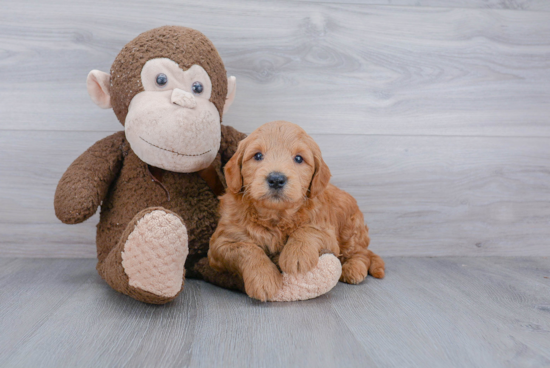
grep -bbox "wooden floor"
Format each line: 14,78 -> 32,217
1,256 -> 549,368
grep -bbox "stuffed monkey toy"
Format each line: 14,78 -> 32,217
54,26 -> 342,304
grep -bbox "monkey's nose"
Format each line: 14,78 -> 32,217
171,88 -> 197,109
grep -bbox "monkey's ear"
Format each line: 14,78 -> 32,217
224,136 -> 247,194
223,76 -> 236,114
86,70 -> 112,109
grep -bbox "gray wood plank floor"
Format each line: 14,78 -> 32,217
1,257 -> 549,368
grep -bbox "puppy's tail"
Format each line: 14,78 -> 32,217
367,250 -> 385,279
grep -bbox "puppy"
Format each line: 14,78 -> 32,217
209,121 -> 384,301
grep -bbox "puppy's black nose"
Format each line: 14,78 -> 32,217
266,172 -> 287,189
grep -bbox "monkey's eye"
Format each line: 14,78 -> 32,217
192,81 -> 203,94
294,155 -> 304,164
156,73 -> 168,87
254,152 -> 264,161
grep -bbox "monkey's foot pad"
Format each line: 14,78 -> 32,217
269,253 -> 342,302
121,210 -> 189,298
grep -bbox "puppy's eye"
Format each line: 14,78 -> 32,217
192,81 -> 203,94
156,73 -> 168,87
254,152 -> 264,161
294,155 -> 304,164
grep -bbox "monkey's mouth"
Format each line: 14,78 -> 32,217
139,136 -> 211,157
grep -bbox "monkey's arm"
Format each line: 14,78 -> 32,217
54,131 -> 126,224
219,124 -> 247,165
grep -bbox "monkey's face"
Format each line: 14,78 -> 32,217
124,58 -> 221,173
86,26 -> 237,173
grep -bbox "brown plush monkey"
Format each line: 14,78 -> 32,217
54,26 -> 341,304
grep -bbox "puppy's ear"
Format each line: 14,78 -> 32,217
308,143 -> 331,199
224,138 -> 247,194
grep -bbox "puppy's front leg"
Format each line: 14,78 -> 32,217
209,239 -> 282,302
279,226 -> 339,274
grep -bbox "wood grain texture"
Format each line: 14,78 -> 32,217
0,0 -> 549,137
0,258 -> 96,361
1,257 -> 549,367
295,0 -> 550,11
330,256 -> 550,367
2,131 -> 549,257
1,0 -> 549,258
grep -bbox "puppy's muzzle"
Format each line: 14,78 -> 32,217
266,172 -> 287,190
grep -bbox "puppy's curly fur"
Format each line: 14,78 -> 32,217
209,121 -> 384,301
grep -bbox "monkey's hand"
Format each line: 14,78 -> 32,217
54,131 -> 126,224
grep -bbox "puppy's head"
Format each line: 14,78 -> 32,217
225,121 -> 331,209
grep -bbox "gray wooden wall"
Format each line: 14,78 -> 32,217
1,0 -> 549,258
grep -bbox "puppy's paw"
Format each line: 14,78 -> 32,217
340,258 -> 368,285
279,241 -> 319,274
243,261 -> 283,302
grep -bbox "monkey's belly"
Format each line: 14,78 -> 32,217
95,153 -> 221,273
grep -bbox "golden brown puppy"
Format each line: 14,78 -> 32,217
209,121 -> 384,301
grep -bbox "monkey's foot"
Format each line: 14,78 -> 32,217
269,253 -> 342,302
121,209 -> 188,299
98,207 -> 188,304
